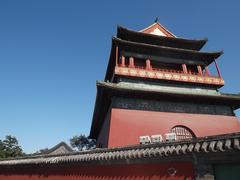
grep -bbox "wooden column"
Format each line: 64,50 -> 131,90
146,59 -> 152,70
214,60 -> 222,78
115,46 -> 118,66
121,56 -> 125,67
204,66 -> 210,76
197,65 -> 203,75
129,57 -> 135,68
182,64 -> 188,74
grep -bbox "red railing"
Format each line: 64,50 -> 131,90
117,64 -> 221,78
115,65 -> 224,85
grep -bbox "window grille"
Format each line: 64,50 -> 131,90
171,126 -> 195,140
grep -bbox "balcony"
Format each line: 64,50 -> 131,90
115,65 -> 224,86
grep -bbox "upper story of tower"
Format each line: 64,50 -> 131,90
105,21 -> 224,89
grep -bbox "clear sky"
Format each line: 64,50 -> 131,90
0,0 -> 239,153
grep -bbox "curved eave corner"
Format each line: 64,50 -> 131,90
89,81 -> 109,139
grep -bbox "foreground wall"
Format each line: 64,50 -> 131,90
107,108 -> 240,148
0,162 -> 194,180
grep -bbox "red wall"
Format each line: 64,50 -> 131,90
108,108 -> 240,148
0,162 -> 194,180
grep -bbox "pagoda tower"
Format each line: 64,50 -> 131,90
90,21 -> 240,148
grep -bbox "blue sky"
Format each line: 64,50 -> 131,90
0,1 -> 239,153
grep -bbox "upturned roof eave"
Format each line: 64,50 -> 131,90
98,81 -> 240,102
117,26 -> 208,51
113,37 -> 223,60
90,81 -> 240,139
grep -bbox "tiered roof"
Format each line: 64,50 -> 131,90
105,23 -> 223,81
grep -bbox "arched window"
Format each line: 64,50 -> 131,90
171,126 -> 196,140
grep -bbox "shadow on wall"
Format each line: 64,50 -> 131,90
0,162 -> 194,180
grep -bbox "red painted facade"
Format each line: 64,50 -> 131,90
0,162 -> 194,180
104,108 -> 240,148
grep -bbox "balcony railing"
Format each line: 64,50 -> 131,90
115,65 -> 224,86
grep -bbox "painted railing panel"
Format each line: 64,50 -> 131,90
115,66 -> 224,85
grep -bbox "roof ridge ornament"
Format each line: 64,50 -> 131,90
140,20 -> 176,38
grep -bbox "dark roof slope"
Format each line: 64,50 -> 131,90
113,37 -> 222,63
117,26 -> 207,51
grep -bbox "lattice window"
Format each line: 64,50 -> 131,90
171,126 -> 195,140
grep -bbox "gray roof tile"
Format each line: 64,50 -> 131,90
1,133 -> 240,166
